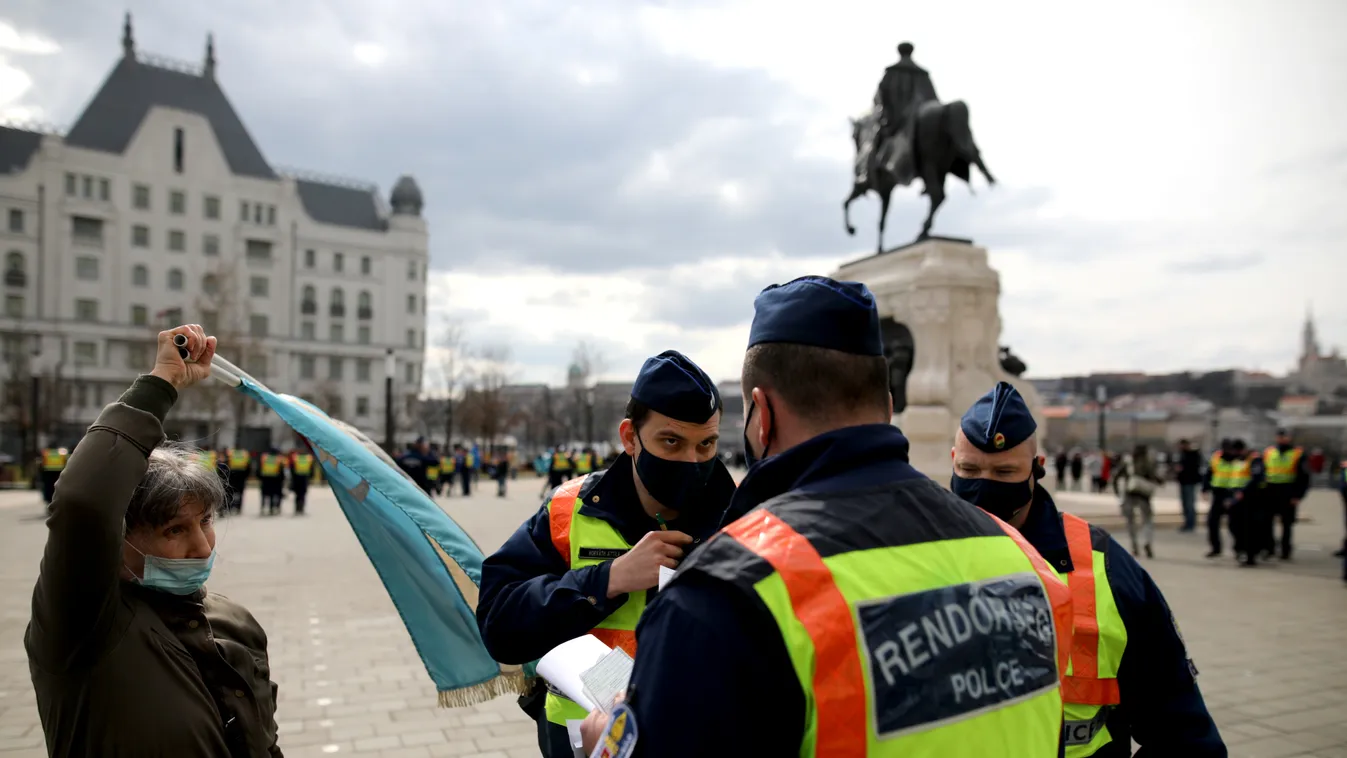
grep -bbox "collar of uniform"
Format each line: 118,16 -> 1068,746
1018,485 -> 1073,573
730,423 -> 917,515
575,453 -> 739,544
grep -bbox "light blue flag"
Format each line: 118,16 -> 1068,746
213,358 -> 527,707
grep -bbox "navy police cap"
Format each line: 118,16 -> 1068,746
961,381 -> 1037,453
748,276 -> 883,356
631,350 -> 721,424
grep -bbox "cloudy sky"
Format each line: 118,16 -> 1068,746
3,0 -> 1346,385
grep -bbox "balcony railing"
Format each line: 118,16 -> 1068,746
357,306 -> 373,320
301,300 -> 317,315
3,269 -> 25,287
330,304 -> 346,318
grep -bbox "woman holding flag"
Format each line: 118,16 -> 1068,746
26,325 -> 284,756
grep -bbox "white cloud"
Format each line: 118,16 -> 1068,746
351,43 -> 387,67
0,20 -> 60,55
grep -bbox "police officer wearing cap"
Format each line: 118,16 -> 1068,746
583,276 -> 1075,757
951,382 -> 1225,756
476,350 -> 738,758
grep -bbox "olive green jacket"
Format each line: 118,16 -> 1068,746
25,376 -> 282,757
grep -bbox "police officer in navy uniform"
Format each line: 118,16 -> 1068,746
477,350 -> 738,758
583,277 -> 1075,757
950,382 -> 1225,756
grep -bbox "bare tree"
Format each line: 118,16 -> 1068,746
459,344 -> 519,456
568,341 -> 606,444
187,260 -> 261,446
435,317 -> 469,446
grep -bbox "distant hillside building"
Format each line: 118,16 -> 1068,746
0,15 -> 428,454
1291,307 -> 1347,395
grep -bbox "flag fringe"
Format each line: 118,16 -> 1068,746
437,670 -> 531,709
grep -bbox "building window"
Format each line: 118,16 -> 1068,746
357,290 -> 372,319
65,173 -> 76,196
75,256 -> 99,281
204,195 -> 220,219
250,314 -> 269,337
202,273 -> 219,295
99,179 -> 110,202
406,329 -> 417,348
357,325 -> 371,345
131,224 -> 149,247
168,230 -> 186,252
72,216 -> 104,244
173,127 -> 185,173
167,268 -> 184,291
266,205 -> 276,225
301,321 -> 315,340
330,288 -> 345,317
330,323 -> 344,343
126,343 -> 150,368
130,304 -> 148,326
304,249 -> 315,268
405,393 -> 418,418
74,341 -> 97,366
162,307 -> 183,326
406,294 -> 416,314
132,264 -> 149,287
170,190 -> 186,215
200,309 -> 218,334
203,234 -> 220,256
4,294 -> 23,318
333,252 -> 344,273
4,250 -> 24,287
7,209 -> 22,233
240,201 -> 249,222
301,285 -> 317,314
75,298 -> 99,322
408,260 -> 417,281
328,395 -> 344,418
244,240 -> 272,264
328,356 -> 343,381
405,363 -> 416,384
356,396 -> 369,416
299,354 -> 315,379
246,353 -> 268,378
253,204 -> 263,224
360,255 -> 371,275
356,358 -> 371,382
133,184 -> 150,210
82,175 -> 93,198
250,276 -> 268,298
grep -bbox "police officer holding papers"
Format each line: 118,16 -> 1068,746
477,350 -> 738,758
585,276 -> 1074,756
950,381 -> 1225,755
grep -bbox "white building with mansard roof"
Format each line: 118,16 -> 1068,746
0,15 -> 428,453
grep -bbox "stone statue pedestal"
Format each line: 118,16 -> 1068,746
833,237 -> 1044,481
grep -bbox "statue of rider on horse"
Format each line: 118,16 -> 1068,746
845,42 -> 997,252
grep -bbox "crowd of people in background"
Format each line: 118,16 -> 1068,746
394,437 -> 518,499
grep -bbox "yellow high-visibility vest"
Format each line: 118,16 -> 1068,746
1209,453 -> 1251,489
228,449 -> 251,471
260,454 -> 282,477
292,453 -> 314,476
1262,446 -> 1302,485
42,448 -> 68,471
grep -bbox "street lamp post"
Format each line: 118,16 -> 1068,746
1095,385 -> 1107,453
384,348 -> 395,453
28,337 -> 41,471
585,388 -> 595,446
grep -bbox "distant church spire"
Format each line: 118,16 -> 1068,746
204,33 -> 216,79
1301,302 -> 1321,364
121,12 -> 135,59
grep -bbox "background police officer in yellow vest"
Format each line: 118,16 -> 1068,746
225,447 -> 252,515
1202,438 -> 1251,559
290,444 -> 315,515
477,350 -> 738,758
258,447 -> 286,516
583,276 -> 1076,757
950,382 -> 1225,756
40,447 -> 68,507
1261,429 -> 1310,560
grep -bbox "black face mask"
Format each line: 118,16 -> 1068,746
635,434 -> 717,514
1277,442 -> 1292,452
742,399 -> 772,469
949,460 -> 1042,523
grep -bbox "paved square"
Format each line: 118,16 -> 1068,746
2,475 -> 1345,757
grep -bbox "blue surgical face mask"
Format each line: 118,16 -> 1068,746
950,474 -> 1034,523
635,434 -> 717,515
126,541 -> 216,595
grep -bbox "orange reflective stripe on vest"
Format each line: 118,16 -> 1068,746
725,510 -> 868,758
547,477 -> 586,561
592,628 -> 637,657
1061,514 -> 1122,707
983,511 -> 1075,682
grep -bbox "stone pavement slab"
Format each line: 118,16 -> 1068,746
1,473 -> 1344,757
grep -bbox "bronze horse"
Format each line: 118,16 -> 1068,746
843,101 -> 996,252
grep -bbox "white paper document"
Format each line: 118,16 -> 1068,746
579,647 -> 635,714
537,635 -> 612,712
658,565 -> 676,590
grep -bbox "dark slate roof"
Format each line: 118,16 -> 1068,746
64,57 -> 276,179
294,179 -> 387,231
0,126 -> 43,174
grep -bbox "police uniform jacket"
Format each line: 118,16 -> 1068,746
620,424 -> 1031,757
1019,486 -> 1225,756
476,453 -> 739,665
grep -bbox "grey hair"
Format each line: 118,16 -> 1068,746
125,441 -> 226,532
